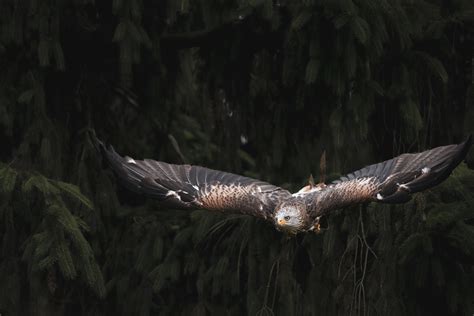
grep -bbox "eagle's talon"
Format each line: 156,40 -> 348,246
309,216 -> 323,234
314,222 -> 321,233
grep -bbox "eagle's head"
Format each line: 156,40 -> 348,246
274,201 -> 309,234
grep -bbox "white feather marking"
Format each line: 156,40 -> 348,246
192,185 -> 199,191
292,191 -> 305,197
259,205 -> 263,211
125,157 -> 136,164
166,190 -> 181,201
399,184 -> 409,190
421,167 -> 430,174
292,186 -> 321,197
376,193 -> 383,200
295,185 -> 311,194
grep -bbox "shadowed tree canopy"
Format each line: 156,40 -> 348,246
0,0 -> 474,315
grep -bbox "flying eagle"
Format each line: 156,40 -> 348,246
94,136 -> 471,234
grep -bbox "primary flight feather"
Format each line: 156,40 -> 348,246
94,135 -> 472,234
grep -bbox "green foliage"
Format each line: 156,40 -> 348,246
2,165 -> 105,309
0,0 -> 473,315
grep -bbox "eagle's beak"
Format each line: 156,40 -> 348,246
278,218 -> 286,225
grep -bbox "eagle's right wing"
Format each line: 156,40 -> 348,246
94,137 -> 291,221
303,136 -> 472,217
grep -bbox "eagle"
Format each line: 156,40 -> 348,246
94,135 -> 471,234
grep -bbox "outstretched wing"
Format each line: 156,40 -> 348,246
302,137 -> 472,216
95,138 -> 291,220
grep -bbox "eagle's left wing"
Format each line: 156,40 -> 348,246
302,137 -> 471,217
94,137 -> 291,221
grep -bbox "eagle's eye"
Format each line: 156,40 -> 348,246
284,215 -> 291,221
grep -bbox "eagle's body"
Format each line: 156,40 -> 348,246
94,135 -> 472,234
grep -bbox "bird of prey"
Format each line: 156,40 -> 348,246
94,135 -> 471,234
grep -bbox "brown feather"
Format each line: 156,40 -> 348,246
303,137 -> 471,217
94,136 -> 291,220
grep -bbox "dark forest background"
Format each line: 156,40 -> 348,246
1,0 -> 474,315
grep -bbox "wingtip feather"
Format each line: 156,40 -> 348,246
393,136 -> 471,194
379,189 -> 411,204
462,135 -> 472,155
88,130 -> 105,154
448,135 -> 472,167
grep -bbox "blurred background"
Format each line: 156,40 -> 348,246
0,0 -> 473,315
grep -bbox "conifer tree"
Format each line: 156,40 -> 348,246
0,0 -> 473,315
